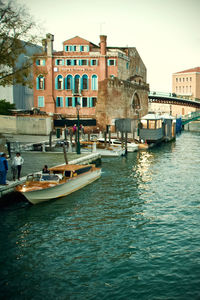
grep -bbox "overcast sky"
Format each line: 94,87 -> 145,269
18,0 -> 200,92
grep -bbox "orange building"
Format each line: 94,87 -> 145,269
172,67 -> 200,101
33,34 -> 149,132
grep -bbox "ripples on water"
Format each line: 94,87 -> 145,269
1,131 -> 200,299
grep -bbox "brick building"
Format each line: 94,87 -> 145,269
172,67 -> 200,101
33,34 -> 149,132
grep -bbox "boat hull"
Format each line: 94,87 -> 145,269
20,169 -> 101,205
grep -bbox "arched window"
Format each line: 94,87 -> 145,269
36,75 -> 45,90
55,75 -> 64,90
74,75 -> 80,93
65,75 -> 73,90
91,74 -> 98,90
82,74 -> 88,90
132,93 -> 140,109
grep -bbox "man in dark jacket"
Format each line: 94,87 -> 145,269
0,153 -> 8,185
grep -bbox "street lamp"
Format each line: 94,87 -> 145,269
76,101 -> 81,154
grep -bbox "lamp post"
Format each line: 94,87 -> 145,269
76,102 -> 81,154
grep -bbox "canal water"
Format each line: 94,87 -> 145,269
0,131 -> 200,300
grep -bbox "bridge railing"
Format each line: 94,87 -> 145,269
182,111 -> 200,121
149,91 -> 177,97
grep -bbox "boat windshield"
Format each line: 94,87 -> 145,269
41,174 -> 60,182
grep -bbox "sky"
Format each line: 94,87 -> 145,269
18,0 -> 200,92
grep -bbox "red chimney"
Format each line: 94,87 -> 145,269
100,35 -> 107,55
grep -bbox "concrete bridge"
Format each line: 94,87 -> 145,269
149,91 -> 200,109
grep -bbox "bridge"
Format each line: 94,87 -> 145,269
149,91 -> 200,109
182,111 -> 200,125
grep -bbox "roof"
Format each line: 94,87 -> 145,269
63,36 -> 98,47
141,113 -> 162,120
175,67 -> 200,74
160,114 -> 175,120
49,164 -> 91,172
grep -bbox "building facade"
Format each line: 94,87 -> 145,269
33,34 -> 149,132
0,43 -> 42,110
172,67 -> 200,101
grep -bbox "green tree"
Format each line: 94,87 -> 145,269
0,0 -> 43,87
0,99 -> 15,115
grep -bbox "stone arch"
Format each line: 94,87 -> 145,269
132,92 -> 140,109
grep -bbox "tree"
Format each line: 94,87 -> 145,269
0,0 -> 43,87
0,99 -> 15,115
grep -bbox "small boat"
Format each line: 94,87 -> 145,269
97,138 -> 138,152
81,140 -> 126,156
15,164 -> 101,205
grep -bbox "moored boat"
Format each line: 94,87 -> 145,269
15,164 -> 101,205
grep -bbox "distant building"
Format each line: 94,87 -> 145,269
33,34 -> 149,132
0,43 -> 42,110
172,67 -> 200,101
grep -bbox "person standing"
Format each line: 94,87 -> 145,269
11,152 -> 24,181
0,153 -> 8,185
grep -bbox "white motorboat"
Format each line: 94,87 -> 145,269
15,164 -> 101,205
97,138 -> 138,152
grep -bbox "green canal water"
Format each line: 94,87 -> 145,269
0,131 -> 200,299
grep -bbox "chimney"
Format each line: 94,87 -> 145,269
46,33 -> 54,56
100,35 -> 107,55
42,39 -> 47,53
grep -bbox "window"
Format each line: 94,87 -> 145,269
79,59 -> 88,66
36,59 -> 45,66
80,45 -> 89,52
74,97 -> 80,106
156,120 -> 162,129
108,59 -> 116,66
82,97 -> 88,107
65,75 -> 73,90
91,75 -> 98,90
38,96 -> 44,107
55,59 -> 64,66
55,75 -> 64,90
190,77 -> 192,81
183,78 -> 185,82
56,97 -> 63,107
176,78 -> 178,82
126,62 -> 129,69
91,59 -> 98,66
74,75 -> 80,93
65,45 -> 73,52
179,78 -> 181,82
90,97 -> 97,107
73,59 -> 77,65
149,120 -> 156,129
82,74 -> 88,90
66,59 -> 72,66
66,97 -> 72,107
36,75 -> 45,90
186,77 -> 188,81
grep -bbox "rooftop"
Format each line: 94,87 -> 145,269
175,67 -> 200,74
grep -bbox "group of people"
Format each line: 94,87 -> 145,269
0,152 -> 24,185
0,151 -> 53,186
